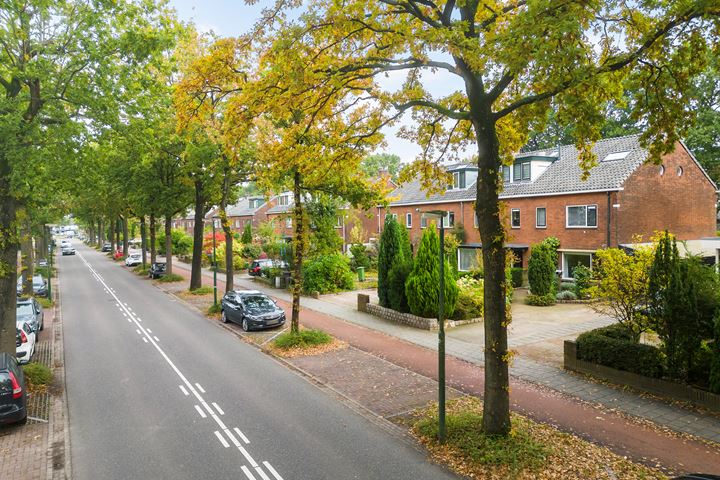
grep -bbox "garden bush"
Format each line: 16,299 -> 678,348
576,325 -> 664,378
572,264 -> 592,299
556,290 -> 577,301
242,243 -> 262,260
274,329 -> 332,349
528,242 -> 556,297
378,217 -> 405,307
241,223 -> 253,244
302,254 -> 354,294
157,229 -> 193,256
349,243 -> 370,271
510,267 -> 524,288
405,228 -> 458,318
387,259 -> 412,313
525,293 -> 556,306
453,277 -> 484,320
559,281 -> 576,292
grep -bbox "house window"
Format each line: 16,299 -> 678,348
439,212 -> 455,228
336,216 -> 343,228
602,151 -> 630,162
536,207 -> 546,228
384,213 -> 397,223
458,248 -> 481,272
278,196 -> 289,206
450,171 -> 466,189
513,162 -> 531,181
562,252 -> 593,279
502,166 -> 511,183
677,166 -> 684,177
566,205 -> 597,228
474,212 -> 478,228
510,209 -> 520,228
421,215 -> 428,228
285,218 -> 292,228
406,213 -> 412,228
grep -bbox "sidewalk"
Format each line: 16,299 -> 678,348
171,260 -> 720,473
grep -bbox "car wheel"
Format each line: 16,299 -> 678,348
241,317 -> 249,332
221,310 -> 228,324
17,414 -> 27,426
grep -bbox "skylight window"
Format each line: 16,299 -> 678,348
602,151 -> 630,162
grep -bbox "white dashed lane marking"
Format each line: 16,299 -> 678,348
195,405 -> 207,418
195,383 -> 206,393
179,385 -> 189,396
214,431 -> 230,448
212,403 -> 224,415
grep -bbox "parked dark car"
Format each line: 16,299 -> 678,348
16,298 -> 43,334
16,275 -> 48,297
0,352 -> 27,426
672,475 -> 720,480
101,242 -> 112,252
149,262 -> 167,279
221,290 -> 286,331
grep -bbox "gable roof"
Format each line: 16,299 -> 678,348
226,197 -> 266,217
389,134 -> 655,205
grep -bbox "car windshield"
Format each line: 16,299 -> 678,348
131,254 -> 140,258
16,304 -> 34,316
242,296 -> 276,313
155,264 -> 166,270
33,277 -> 44,286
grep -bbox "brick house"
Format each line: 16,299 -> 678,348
226,196 -> 273,232
386,134 -> 718,278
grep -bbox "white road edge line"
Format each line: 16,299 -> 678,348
214,430 -> 230,448
254,466 -> 272,480
241,466 -> 257,480
212,402 -> 224,415
239,446 -> 259,468
234,428 -> 250,444
194,405 -> 207,418
263,462 -> 284,480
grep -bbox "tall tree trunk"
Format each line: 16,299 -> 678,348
0,175 -> 18,355
20,218 -> 34,296
150,213 -> 157,265
109,219 -> 116,254
220,172 -> 233,292
189,180 -> 206,291
98,219 -> 104,244
36,232 -> 46,263
474,116 -> 511,436
290,171 -> 304,334
164,215 -> 173,275
122,216 -> 129,257
115,218 -> 121,249
140,216 -> 147,267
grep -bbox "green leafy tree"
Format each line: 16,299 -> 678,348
283,0 -> 719,435
405,227 -> 458,319
362,153 -> 401,180
241,223 -> 253,244
307,196 -> 344,258
589,247 -> 654,342
378,217 -> 404,307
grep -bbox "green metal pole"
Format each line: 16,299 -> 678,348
47,226 -> 52,300
438,219 -> 446,444
212,220 -> 217,306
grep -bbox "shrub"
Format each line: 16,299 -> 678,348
22,362 -> 53,386
559,281 -> 575,292
405,227 -> 458,318
453,277 -> 484,320
378,217 -> 405,307
157,229 -> 193,256
38,298 -> 53,308
207,304 -> 221,314
349,243 -> 370,271
709,316 -> 720,394
242,243 -> 262,260
273,329 -> 332,349
525,293 -> 556,306
576,325 -> 664,378
387,259 -> 412,313
510,267 -> 524,288
528,243 -> 556,296
572,264 -> 592,298
556,290 -> 577,301
189,286 -> 214,295
241,223 -> 253,244
303,254 -> 354,294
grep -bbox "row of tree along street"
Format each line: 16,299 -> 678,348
1,0 -> 719,438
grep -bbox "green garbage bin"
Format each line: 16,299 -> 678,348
357,267 -> 365,282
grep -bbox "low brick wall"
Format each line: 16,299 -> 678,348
358,294 -> 481,331
564,340 -> 720,412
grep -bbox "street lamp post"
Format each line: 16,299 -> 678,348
212,218 -> 219,306
420,209 -> 448,444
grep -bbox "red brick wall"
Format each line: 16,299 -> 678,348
616,143 -> 716,243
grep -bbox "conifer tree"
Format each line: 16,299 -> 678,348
377,217 -> 404,307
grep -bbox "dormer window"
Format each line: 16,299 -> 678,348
277,195 -> 289,206
502,166 -> 511,182
449,170 -> 466,189
602,151 -> 630,162
513,162 -> 531,182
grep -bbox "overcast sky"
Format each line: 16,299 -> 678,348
165,0 -> 469,165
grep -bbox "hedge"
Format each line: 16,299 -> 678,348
576,324 -> 664,378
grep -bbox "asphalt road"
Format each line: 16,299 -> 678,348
61,243 -> 457,480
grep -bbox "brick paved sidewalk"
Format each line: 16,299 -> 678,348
169,260 -> 720,473
0,268 -> 69,480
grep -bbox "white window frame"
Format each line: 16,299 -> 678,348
565,204 -> 598,228
439,212 -> 455,228
535,207 -> 547,229
474,212 -> 478,228
510,208 -> 521,229
561,251 -> 594,280
285,217 -> 292,228
406,213 -> 412,228
421,215 -> 428,228
335,216 -> 343,229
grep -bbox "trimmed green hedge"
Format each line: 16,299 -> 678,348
510,267 -> 524,288
576,324 -> 664,378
